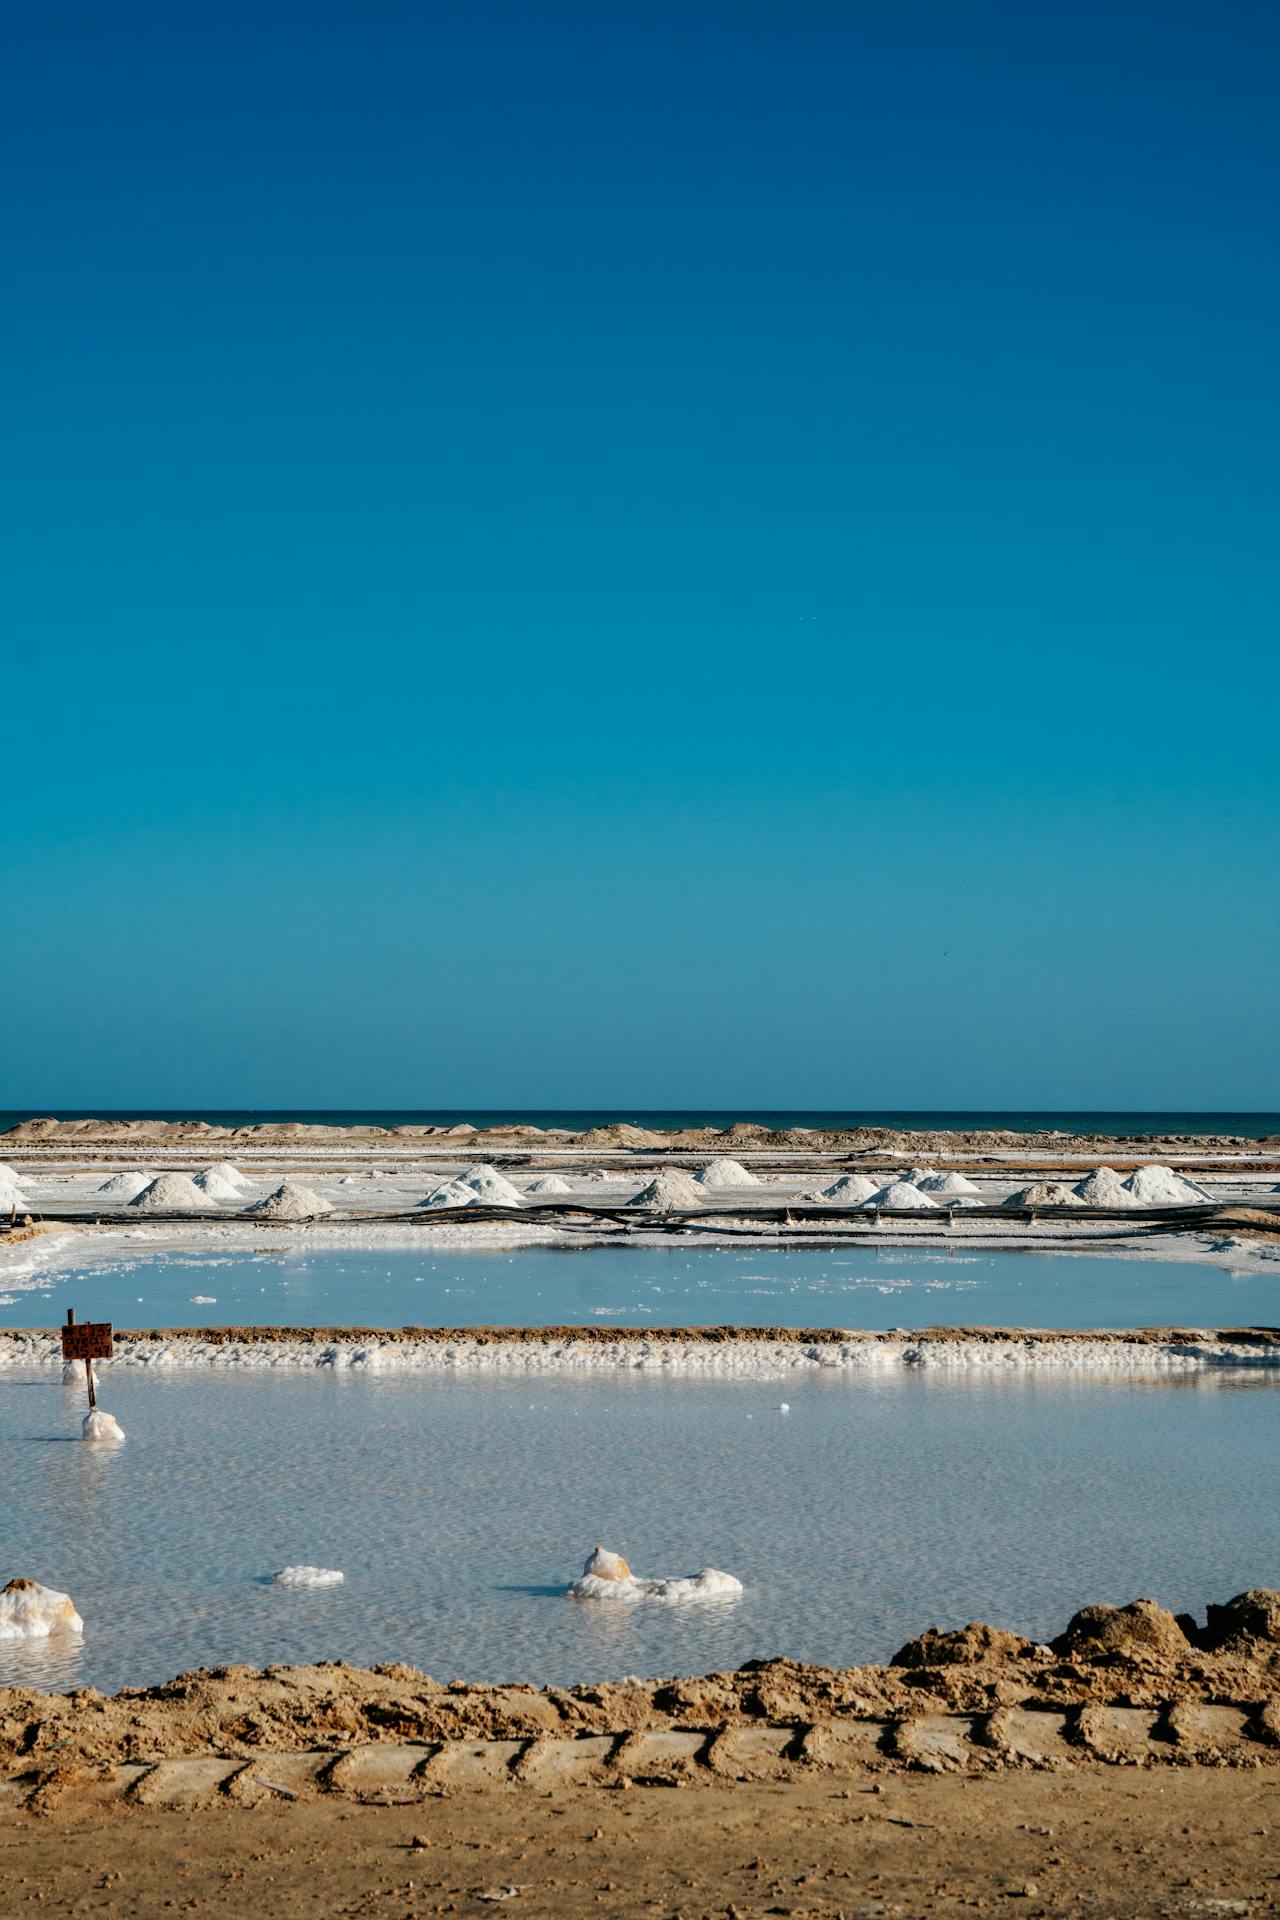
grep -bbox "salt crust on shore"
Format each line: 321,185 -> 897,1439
3,1331 -> 1276,1374
0,1579 -> 82,1642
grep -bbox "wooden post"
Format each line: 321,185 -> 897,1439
66,1308 -> 97,1410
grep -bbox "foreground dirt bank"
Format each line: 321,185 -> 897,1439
2,1771 -> 1275,1918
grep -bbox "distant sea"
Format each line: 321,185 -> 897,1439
2,1109 -> 1277,1139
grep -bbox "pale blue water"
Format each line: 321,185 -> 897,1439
3,1364 -> 1277,1694
3,1244 -> 1275,1332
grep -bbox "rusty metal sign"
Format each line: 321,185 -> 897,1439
61,1321 -> 113,1362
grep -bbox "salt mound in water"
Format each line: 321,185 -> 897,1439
694,1157 -> 760,1189
82,1409 -> 126,1446
192,1167 -> 245,1201
863,1181 -> 939,1210
130,1172 -> 208,1212
917,1171 -> 983,1196
1073,1166 -> 1139,1207
815,1174 -> 880,1203
462,1164 -> 525,1206
272,1566 -> 344,1588
629,1169 -> 705,1211
193,1163 -> 248,1196
417,1179 -> 479,1210
526,1175 -> 572,1195
0,1577 -> 83,1641
97,1169 -> 156,1200
566,1546 -> 743,1605
246,1182 -> 333,1220
1123,1164 -> 1213,1206
1002,1182 -> 1085,1209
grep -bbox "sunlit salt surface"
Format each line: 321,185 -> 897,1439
2,1365 -> 1277,1694
2,1243 -> 1276,1331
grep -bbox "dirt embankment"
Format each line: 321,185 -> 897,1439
5,1591 -> 1280,1769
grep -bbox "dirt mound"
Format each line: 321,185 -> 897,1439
890,1622 -> 1036,1668
1051,1598 -> 1192,1662
1200,1588 -> 1280,1652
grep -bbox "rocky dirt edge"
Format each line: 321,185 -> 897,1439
5,1592 -> 1280,1777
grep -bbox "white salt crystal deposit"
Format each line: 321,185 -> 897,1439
0,1166 -> 28,1210
566,1546 -> 744,1604
418,1178 -> 480,1210
917,1171 -> 983,1196
694,1158 -> 760,1189
461,1165 -> 525,1206
0,1578 -> 83,1641
63,1360 -> 98,1387
1123,1164 -> 1213,1205
193,1165 -> 248,1200
526,1175 -> 573,1195
1074,1166 -> 1139,1207
97,1169 -> 156,1201
863,1182 -> 939,1210
246,1182 -> 333,1220
130,1172 -> 208,1212
272,1565 -> 344,1587
905,1167 -> 935,1183
1002,1183 -> 1086,1209
629,1169 -> 705,1211
814,1174 -> 881,1203
82,1409 -> 126,1445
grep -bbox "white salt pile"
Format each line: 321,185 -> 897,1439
0,1578 -> 83,1641
812,1174 -> 881,1204
566,1546 -> 743,1605
462,1165 -> 525,1206
82,1409 -> 126,1445
0,1162 -> 29,1207
628,1169 -> 706,1211
526,1175 -> 573,1195
1001,1182 -> 1085,1209
271,1566 -> 344,1588
417,1178 -> 480,1210
905,1166 -> 935,1183
1074,1166 -> 1138,1207
246,1182 -> 334,1220
62,1360 -> 98,1387
129,1172 -> 208,1212
863,1181 -> 939,1210
97,1169 -> 156,1201
694,1158 -> 760,1189
917,1171 -> 983,1196
1123,1164 -> 1213,1206
193,1164 -> 248,1199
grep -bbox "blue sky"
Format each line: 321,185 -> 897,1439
3,0 -> 1278,1110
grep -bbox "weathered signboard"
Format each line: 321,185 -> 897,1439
61,1320 -> 114,1362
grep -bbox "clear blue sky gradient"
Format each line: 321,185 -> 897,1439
4,1 -> 1278,1109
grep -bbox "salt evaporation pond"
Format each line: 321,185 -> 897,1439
3,1364 -> 1278,1693
2,1243 -> 1276,1331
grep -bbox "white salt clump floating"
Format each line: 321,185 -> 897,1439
526,1175 -> 572,1195
1002,1183 -> 1085,1209
417,1178 -> 479,1210
272,1565 -> 344,1587
628,1169 -> 705,1211
917,1171 -> 983,1196
246,1182 -> 333,1220
1123,1164 -> 1213,1206
97,1169 -> 156,1201
1073,1166 -> 1138,1207
192,1165 -> 248,1200
778,1402 -> 791,1413
82,1409 -> 126,1445
461,1164 -> 525,1206
0,1577 -> 83,1641
129,1172 -> 208,1212
566,1546 -> 744,1605
862,1182 -> 939,1210
694,1158 -> 760,1189
190,1294 -> 217,1305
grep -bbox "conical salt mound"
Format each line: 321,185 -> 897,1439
417,1178 -> 478,1210
98,1169 -> 156,1200
917,1171 -> 983,1196
526,1175 -> 572,1195
694,1158 -> 760,1189
1002,1182 -> 1085,1209
129,1172 -> 207,1212
246,1182 -> 333,1220
192,1166 -> 245,1201
817,1174 -> 880,1203
1074,1167 -> 1139,1207
629,1169 -> 705,1211
1123,1164 -> 1213,1205
461,1164 -> 525,1206
864,1181 -> 939,1210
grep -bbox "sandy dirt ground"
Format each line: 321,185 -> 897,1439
4,1771 -> 1279,1917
